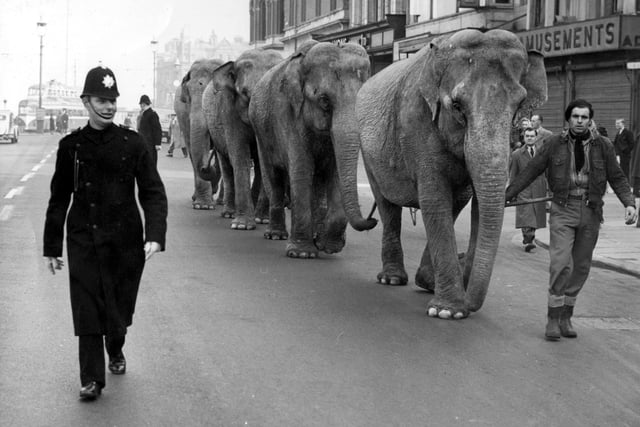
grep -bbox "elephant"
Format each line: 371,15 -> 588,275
249,41 -> 371,258
175,58 -> 224,209
343,29 -> 547,319
202,49 -> 283,229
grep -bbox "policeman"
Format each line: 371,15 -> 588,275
43,66 -> 168,400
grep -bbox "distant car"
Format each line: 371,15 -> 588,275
0,110 -> 19,144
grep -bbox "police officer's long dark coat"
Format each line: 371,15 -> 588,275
44,123 -> 167,336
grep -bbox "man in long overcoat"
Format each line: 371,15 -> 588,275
137,94 -> 162,165
509,127 -> 548,252
43,66 -> 167,400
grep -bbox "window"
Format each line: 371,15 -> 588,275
367,0 -> 379,23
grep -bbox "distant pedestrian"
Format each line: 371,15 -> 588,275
631,134 -> 640,227
613,118 -> 635,179
509,127 -> 547,252
530,114 -> 552,147
43,66 -> 168,401
49,114 -> 55,134
137,94 -> 162,165
166,114 -> 187,157
123,114 -> 132,129
60,109 -> 69,134
510,117 -> 530,151
506,99 -> 637,341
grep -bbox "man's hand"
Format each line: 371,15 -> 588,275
156,145 -> 161,151
44,257 -> 64,275
624,205 -> 638,225
144,241 -> 162,260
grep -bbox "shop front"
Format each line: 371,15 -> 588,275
518,15 -> 640,135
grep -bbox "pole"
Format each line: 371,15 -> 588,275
151,39 -> 158,105
38,33 -> 43,109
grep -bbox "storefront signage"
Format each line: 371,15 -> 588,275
518,17 -> 619,57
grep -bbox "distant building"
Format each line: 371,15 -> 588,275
155,30 -> 252,109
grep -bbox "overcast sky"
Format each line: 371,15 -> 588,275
0,0 -> 250,109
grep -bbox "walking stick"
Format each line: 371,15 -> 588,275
504,196 -> 553,207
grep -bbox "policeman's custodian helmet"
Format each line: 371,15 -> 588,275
80,66 -> 120,99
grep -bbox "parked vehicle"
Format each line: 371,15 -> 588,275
0,110 -> 19,143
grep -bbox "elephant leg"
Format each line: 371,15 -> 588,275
415,186 -> 473,291
314,169 -> 347,254
230,150 -> 257,231
421,197 -> 468,320
218,155 -> 236,219
375,187 -> 408,286
251,159 -> 269,224
285,154 -> 318,259
191,169 -> 215,210
263,167 -> 288,241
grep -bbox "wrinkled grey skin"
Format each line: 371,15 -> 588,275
176,59 -> 224,209
202,49 -> 283,229
346,29 -> 547,319
249,41 -> 371,258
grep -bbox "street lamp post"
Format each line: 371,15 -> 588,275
36,21 -> 47,133
151,38 -> 158,105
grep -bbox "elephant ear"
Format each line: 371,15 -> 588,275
212,61 -> 236,92
283,47 -> 313,117
517,50 -> 548,122
180,71 -> 191,103
419,35 -> 450,123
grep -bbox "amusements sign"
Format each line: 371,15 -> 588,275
518,16 -> 640,57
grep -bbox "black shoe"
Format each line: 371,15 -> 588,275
524,243 -> 536,252
79,381 -> 102,400
166,153 -> 173,157
108,353 -> 126,375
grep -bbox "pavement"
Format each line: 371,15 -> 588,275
530,193 -> 640,279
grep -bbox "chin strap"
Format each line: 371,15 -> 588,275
87,100 -> 113,120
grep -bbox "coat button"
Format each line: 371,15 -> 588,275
90,203 -> 96,207
92,224 -> 98,229
85,182 -> 91,187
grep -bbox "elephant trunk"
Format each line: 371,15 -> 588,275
331,109 -> 377,231
464,121 -> 510,312
190,111 -> 218,181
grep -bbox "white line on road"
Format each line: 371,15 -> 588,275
0,205 -> 14,221
31,164 -> 42,172
39,159 -> 47,164
20,172 -> 35,182
4,187 -> 24,199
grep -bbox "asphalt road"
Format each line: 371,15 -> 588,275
1,134 -> 639,427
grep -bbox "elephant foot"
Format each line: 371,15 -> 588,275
255,217 -> 269,225
216,198 -> 224,206
220,210 -> 235,219
377,264 -> 408,286
231,217 -> 256,230
264,228 -> 288,240
426,297 -> 468,320
285,241 -> 318,259
193,202 -> 216,210
314,235 -> 346,255
415,267 -> 435,293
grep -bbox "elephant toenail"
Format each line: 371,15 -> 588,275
427,308 -> 438,317
439,310 -> 452,319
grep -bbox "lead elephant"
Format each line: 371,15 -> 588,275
344,29 -> 547,319
249,41 -> 372,258
175,59 -> 224,209
202,49 -> 283,229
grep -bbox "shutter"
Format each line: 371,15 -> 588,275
533,70 -> 566,135
574,68 -> 631,138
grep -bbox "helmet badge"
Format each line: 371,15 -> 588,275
102,74 -> 115,89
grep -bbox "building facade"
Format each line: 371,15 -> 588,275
250,0 -> 640,133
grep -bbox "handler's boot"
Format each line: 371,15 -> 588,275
545,306 -> 562,341
559,305 -> 577,338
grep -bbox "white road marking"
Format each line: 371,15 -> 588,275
39,159 -> 47,164
20,173 -> 35,182
4,187 -> 24,199
0,205 -> 14,221
31,164 -> 42,172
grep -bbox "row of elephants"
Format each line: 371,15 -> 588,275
173,28 -> 548,320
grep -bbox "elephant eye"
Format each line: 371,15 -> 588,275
319,95 -> 331,112
450,100 -> 466,125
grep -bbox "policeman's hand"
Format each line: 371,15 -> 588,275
624,205 -> 638,225
144,241 -> 162,260
156,146 -> 161,151
44,257 -> 64,275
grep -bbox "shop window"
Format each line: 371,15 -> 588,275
330,0 -> 337,10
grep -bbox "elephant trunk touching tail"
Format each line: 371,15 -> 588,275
464,122 -> 510,312
332,111 -> 377,232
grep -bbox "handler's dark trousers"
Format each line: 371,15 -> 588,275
79,335 -> 125,387
547,199 -> 600,308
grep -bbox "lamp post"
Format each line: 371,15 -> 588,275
36,20 -> 47,133
150,38 -> 158,105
